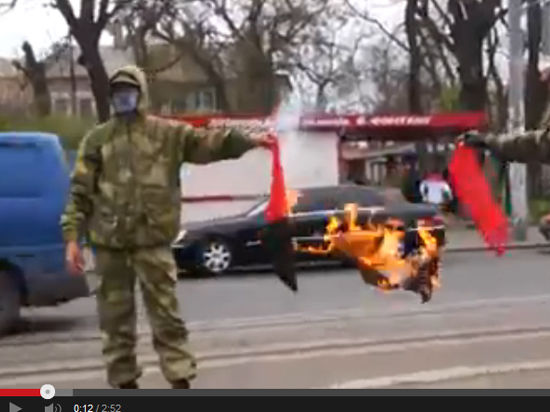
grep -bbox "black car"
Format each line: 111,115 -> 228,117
172,185 -> 446,275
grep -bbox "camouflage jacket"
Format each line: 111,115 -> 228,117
485,108 -> 550,163
61,65 -> 260,249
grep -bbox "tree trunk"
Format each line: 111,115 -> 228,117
455,33 -> 486,111
405,0 -> 421,114
447,0 -> 491,112
78,42 -> 111,122
315,83 -> 328,111
406,0 -> 428,175
525,0 -> 547,199
525,0 -> 546,130
20,42 -> 51,117
252,72 -> 278,114
237,67 -> 277,114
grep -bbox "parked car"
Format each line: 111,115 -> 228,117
0,133 -> 89,335
172,185 -> 445,275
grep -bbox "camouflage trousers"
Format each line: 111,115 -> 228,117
94,246 -> 196,387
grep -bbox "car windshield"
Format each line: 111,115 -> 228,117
245,198 -> 269,217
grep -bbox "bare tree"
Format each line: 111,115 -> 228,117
292,9 -> 366,111
154,1 -> 232,112
207,0 -> 332,113
52,0 -> 132,122
153,0 -> 334,114
119,0 -> 175,70
369,42 -> 410,114
345,0 -> 452,112
12,41 -> 51,116
417,0 -> 506,111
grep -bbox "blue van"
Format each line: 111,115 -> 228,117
0,132 -> 89,334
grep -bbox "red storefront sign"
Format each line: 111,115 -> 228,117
168,111 -> 488,141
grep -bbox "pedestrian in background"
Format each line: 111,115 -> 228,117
401,154 -> 422,203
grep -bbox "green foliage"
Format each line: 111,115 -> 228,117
0,115 -> 10,130
529,197 -> 550,223
438,86 -> 461,112
0,115 -> 94,150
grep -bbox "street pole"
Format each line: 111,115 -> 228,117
508,0 -> 529,241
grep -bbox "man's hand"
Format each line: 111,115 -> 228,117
457,130 -> 488,149
66,240 -> 84,276
252,133 -> 277,149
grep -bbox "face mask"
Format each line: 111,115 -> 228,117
111,88 -> 140,115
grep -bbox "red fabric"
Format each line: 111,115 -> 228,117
264,136 -> 288,223
448,144 -> 508,255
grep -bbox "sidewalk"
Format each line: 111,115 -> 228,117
445,225 -> 548,253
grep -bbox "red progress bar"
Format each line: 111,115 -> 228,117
0,389 -> 41,397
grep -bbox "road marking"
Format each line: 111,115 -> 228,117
4,326 -> 550,386
7,293 -> 550,348
329,359 -> 550,389
189,293 -> 550,331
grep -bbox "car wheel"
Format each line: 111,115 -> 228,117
199,239 -> 233,275
0,271 -> 20,336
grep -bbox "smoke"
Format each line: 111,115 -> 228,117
273,90 -> 303,133
272,91 -> 306,188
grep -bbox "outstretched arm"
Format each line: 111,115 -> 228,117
167,120 -> 275,164
464,128 -> 550,164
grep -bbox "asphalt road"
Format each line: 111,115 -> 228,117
2,249 -> 550,389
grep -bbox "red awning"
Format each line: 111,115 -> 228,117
299,112 -> 488,140
166,111 -> 488,141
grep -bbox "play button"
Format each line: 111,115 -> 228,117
9,403 -> 21,412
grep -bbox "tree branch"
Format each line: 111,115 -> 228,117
344,0 -> 410,53
145,52 -> 184,75
417,10 -> 455,53
417,15 -> 456,84
417,28 -> 442,91
0,0 -> 17,13
11,59 -> 30,79
429,0 -> 452,29
53,0 -> 79,32
97,0 -> 109,24
210,0 -> 244,41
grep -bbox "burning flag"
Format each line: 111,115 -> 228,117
263,136 -> 298,292
296,203 -> 441,303
448,143 -> 508,255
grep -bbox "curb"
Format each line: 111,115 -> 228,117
445,242 -> 548,253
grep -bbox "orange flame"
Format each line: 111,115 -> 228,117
295,203 -> 441,301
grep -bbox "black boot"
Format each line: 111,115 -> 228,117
118,381 -> 139,389
171,379 -> 190,389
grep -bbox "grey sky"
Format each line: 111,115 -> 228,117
0,1 -> 70,57
0,0 -> 405,58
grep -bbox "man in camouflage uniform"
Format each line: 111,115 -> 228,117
62,65 -> 273,389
